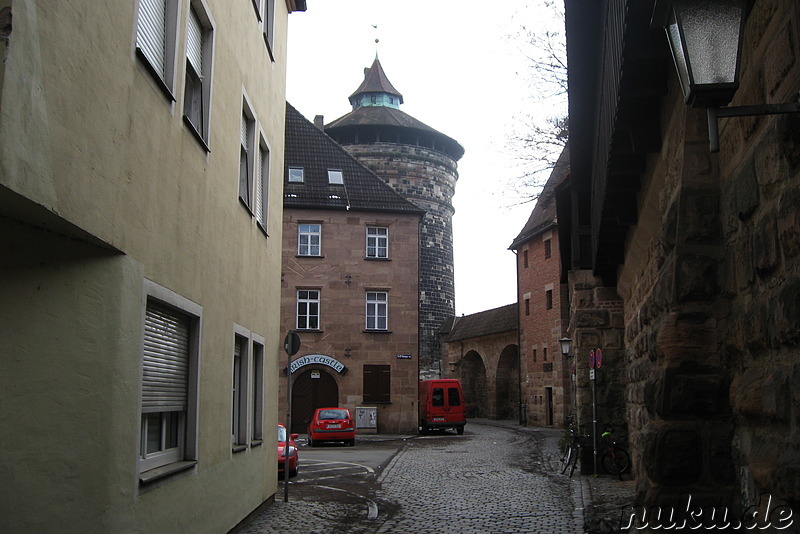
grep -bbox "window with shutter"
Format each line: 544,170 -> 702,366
239,110 -> 255,209
183,3 -> 213,147
135,0 -> 178,96
363,364 -> 391,403
139,284 -> 200,479
255,140 -> 269,230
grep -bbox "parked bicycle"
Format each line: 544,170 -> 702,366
599,424 -> 630,479
559,422 -> 591,478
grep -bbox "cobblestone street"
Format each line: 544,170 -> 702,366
241,421 -> 634,534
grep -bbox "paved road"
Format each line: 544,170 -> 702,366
241,421 -> 595,534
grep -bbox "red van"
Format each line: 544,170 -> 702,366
419,379 -> 466,435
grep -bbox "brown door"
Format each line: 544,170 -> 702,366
291,368 -> 339,433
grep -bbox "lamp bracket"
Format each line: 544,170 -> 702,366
707,98 -> 800,152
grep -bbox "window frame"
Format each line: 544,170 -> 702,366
254,130 -> 270,233
288,167 -> 304,183
262,0 -> 276,60
138,280 -> 201,482
296,289 -> 321,330
232,326 -> 250,450
182,0 -> 214,149
365,291 -> 388,331
134,0 -> 180,99
327,169 -> 344,185
366,226 -> 389,259
251,335 -> 265,445
297,223 -> 321,256
239,97 -> 257,212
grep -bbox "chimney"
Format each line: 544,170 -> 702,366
313,115 -> 324,130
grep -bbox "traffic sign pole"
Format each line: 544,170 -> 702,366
283,331 -> 300,502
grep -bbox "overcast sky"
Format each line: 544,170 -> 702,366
286,0 -> 564,316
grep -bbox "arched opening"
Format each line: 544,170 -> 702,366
291,368 -> 338,434
460,350 -> 487,418
495,344 -> 520,420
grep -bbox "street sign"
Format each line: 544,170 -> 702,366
589,349 -> 595,369
283,331 -> 301,356
589,368 -> 596,380
596,348 -> 603,369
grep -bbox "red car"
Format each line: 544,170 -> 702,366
278,424 -> 299,477
307,407 -> 355,446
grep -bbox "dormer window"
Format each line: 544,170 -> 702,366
328,169 -> 343,184
288,167 -> 304,183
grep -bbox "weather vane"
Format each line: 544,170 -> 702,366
372,23 -> 380,59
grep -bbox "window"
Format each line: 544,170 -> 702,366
523,249 -> 529,268
366,291 -> 388,331
262,0 -> 275,59
366,227 -> 388,259
135,0 -> 178,95
298,224 -> 321,256
363,364 -> 390,403
544,238 -> 552,259
139,281 -> 201,480
546,289 -> 553,310
239,107 -> 256,210
432,388 -> 445,407
328,169 -> 344,184
255,136 -> 270,231
251,336 -> 264,444
183,4 -> 213,145
533,348 -> 538,362
232,332 -> 250,449
288,167 -> 304,183
543,346 -> 548,361
297,289 -> 320,330
447,387 -> 461,407
525,298 -> 530,316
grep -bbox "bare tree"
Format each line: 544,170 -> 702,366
506,0 -> 568,203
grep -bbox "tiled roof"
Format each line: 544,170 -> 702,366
443,303 -> 518,342
508,145 -> 570,250
284,102 -> 424,215
325,106 -> 465,161
348,58 -> 403,104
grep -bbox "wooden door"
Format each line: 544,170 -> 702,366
291,369 -> 338,433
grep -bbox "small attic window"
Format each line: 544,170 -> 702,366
288,167 -> 304,183
328,169 -> 344,185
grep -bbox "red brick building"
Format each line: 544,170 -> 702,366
280,103 -> 424,434
509,153 -> 571,427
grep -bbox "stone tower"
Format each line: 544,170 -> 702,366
324,57 -> 464,379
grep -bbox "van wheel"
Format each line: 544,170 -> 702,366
456,426 -> 464,435
419,424 -> 428,435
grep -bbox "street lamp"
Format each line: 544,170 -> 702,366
559,337 -> 572,357
653,0 -> 800,152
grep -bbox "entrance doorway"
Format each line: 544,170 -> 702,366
291,368 -> 338,433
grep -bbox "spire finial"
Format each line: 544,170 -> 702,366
372,24 -> 379,60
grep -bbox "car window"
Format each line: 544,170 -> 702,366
318,409 -> 348,420
432,388 -> 444,407
448,387 -> 461,407
278,426 -> 286,441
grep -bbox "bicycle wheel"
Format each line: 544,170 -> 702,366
602,448 -> 630,476
560,442 -> 574,474
568,447 -> 579,478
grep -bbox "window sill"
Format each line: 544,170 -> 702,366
362,401 -> 392,405
139,460 -> 197,485
296,329 -> 323,334
295,255 -> 325,259
364,330 -> 392,334
183,116 -> 210,152
232,443 -> 248,453
365,257 -> 391,261
251,439 -> 263,448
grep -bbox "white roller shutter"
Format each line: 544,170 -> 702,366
186,8 -> 203,76
255,147 -> 266,224
142,300 -> 189,412
136,0 -> 167,77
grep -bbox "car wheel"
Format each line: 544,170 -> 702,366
456,426 -> 464,435
308,435 -> 315,447
290,466 -> 298,477
349,439 -> 355,446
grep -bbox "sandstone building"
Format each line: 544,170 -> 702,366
565,0 -> 800,518
0,1 -> 305,531
280,103 -> 423,434
324,58 -> 464,379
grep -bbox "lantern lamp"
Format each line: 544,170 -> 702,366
654,0 -> 800,152
559,337 -> 573,357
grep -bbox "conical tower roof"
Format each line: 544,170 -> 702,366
348,57 -> 403,108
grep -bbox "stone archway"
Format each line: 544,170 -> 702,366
495,344 -> 520,420
460,350 -> 487,418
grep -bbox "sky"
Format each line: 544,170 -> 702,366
286,1 -> 565,316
